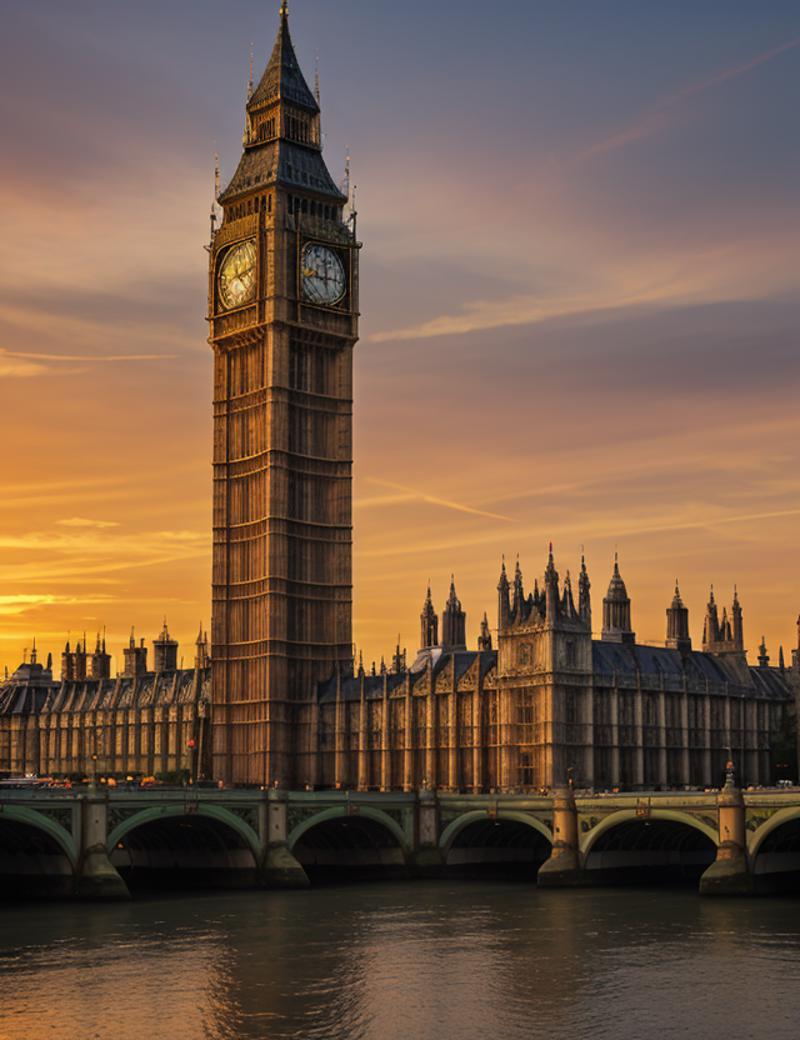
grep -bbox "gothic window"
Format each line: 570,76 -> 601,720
565,641 -> 576,667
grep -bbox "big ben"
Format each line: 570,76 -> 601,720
209,2 -> 359,787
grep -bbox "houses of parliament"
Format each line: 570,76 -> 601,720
1,4 -> 797,792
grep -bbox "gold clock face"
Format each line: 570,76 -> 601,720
218,240 -> 257,311
302,244 -> 346,306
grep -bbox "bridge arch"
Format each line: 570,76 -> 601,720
749,808 -> 800,894
439,810 -> 552,852
0,805 -> 78,867
440,810 -> 552,879
580,808 -> 718,856
288,806 -> 409,883
107,805 -> 261,891
748,807 -> 800,858
107,804 -> 261,860
0,806 -> 78,898
581,808 -> 718,884
287,806 -> 409,854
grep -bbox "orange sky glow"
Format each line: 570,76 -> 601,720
1,1 -> 798,676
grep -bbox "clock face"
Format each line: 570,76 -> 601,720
302,244 -> 346,306
218,239 -> 257,311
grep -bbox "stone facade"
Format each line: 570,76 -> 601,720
296,553 -> 798,793
0,629 -> 211,780
209,6 -> 359,787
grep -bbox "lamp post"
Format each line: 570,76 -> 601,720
187,738 -> 197,785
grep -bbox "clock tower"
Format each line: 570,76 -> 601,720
209,3 -> 359,787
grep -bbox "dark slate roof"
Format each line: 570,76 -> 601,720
592,641 -> 793,700
249,12 -> 319,113
219,138 -> 345,203
318,672 -> 404,705
749,666 -> 795,700
0,669 -> 210,716
318,649 -> 498,703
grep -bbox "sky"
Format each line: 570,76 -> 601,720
0,0 -> 799,674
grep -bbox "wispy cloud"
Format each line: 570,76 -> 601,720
582,35 -> 800,159
56,517 -> 120,530
0,356 -> 47,378
363,478 -> 514,523
1,348 -> 179,364
0,346 -> 181,378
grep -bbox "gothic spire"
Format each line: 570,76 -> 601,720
498,557 -> 511,630
248,2 -> 319,114
578,551 -> 591,626
420,582 -> 439,649
602,554 -> 634,644
442,575 -> 467,650
666,579 -> 691,653
478,612 -> 493,652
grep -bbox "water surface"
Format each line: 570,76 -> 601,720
1,884 -> 799,1040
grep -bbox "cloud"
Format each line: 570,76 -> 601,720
56,517 -> 120,530
1,348 -> 179,364
582,35 -> 800,159
0,593 -> 118,618
363,478 -> 514,523
0,356 -> 47,378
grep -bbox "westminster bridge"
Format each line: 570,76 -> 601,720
2,783 -> 800,899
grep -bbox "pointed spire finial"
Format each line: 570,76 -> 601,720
280,0 -> 289,19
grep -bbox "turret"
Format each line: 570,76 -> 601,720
73,637 -> 88,681
560,572 -> 577,619
758,636 -> 770,669
497,559 -> 510,630
441,576 -> 467,651
732,586 -> 744,651
512,558 -> 525,620
666,581 -> 691,653
601,555 -> 635,644
392,636 -> 406,674
478,612 -> 493,652
61,638 -> 74,682
195,626 -> 210,670
153,619 -> 179,673
123,629 -> 149,678
544,544 -> 559,622
703,587 -> 747,663
91,632 -> 111,680
420,584 -> 439,650
702,586 -> 720,649
578,553 -> 591,628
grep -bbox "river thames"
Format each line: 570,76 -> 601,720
1,883 -> 799,1040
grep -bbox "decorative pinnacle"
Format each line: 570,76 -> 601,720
280,0 -> 289,17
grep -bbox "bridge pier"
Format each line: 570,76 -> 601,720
260,789 -> 309,889
699,778 -> 753,897
408,788 -> 445,876
537,787 -> 583,887
75,786 -> 130,902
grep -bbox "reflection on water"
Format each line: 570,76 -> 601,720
2,884 -> 800,1040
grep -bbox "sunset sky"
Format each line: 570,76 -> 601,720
1,0 -> 799,675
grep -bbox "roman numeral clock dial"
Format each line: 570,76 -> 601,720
218,239 -> 257,311
302,243 -> 346,306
